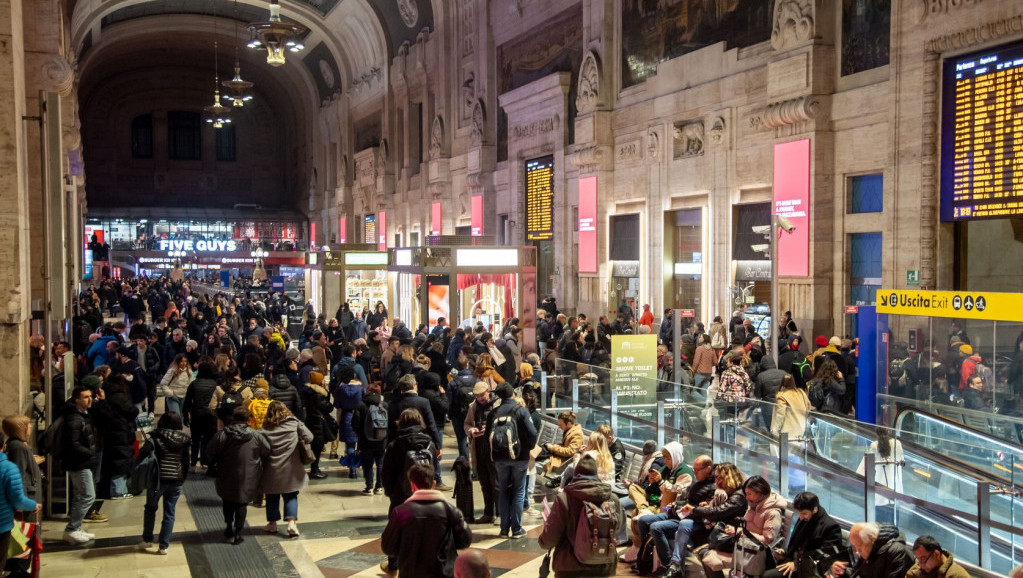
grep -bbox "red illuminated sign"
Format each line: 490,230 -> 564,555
578,176 -> 598,273
377,211 -> 387,251
773,139 -> 810,277
431,202 -> 442,236
681,309 -> 695,318
310,222 -> 317,247
845,305 -> 859,314
471,195 -> 483,236
339,217 -> 347,244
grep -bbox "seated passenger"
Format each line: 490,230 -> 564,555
652,454 -> 715,578
762,492 -> 843,578
830,522 -> 914,578
905,535 -> 970,578
691,463 -> 750,578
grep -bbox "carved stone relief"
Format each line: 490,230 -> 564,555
672,121 -> 704,159
469,99 -> 485,147
429,116 -> 445,160
763,96 -> 820,129
616,138 -> 642,163
575,51 -> 600,115
396,0 -> 419,28
647,130 -> 660,161
771,0 -> 815,52
461,72 -> 476,124
709,116 -> 727,147
461,0 -> 476,57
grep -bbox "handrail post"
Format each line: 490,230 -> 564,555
540,371 -> 548,413
673,382 -> 682,429
779,432 -> 789,496
977,482 -> 991,569
711,414 -> 720,463
863,452 -> 876,523
572,379 -> 579,413
657,401 -> 666,448
610,389 -> 619,432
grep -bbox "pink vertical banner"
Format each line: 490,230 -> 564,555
431,202 -> 442,236
471,195 -> 483,236
377,211 -> 387,251
310,222 -> 317,247
773,139 -> 811,277
338,217 -> 347,244
578,176 -> 598,273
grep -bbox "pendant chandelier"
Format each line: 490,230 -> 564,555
222,0 -> 254,107
246,0 -> 307,67
203,31 -> 230,127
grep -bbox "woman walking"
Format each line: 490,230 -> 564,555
136,413 -> 191,555
158,354 -> 192,415
208,406 -> 271,544
261,401 -> 313,537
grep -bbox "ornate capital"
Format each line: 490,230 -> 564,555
28,53 -> 75,96
575,50 -> 601,115
763,96 -> 820,128
569,144 -> 607,172
771,0 -> 815,52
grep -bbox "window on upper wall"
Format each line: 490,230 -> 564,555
216,123 -> 236,162
167,111 -> 201,160
841,0 -> 891,76
130,114 -> 153,159
849,173 -> 883,213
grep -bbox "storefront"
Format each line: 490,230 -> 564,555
129,250 -> 305,280
608,213 -> 641,318
665,207 -> 705,325
389,246 -> 538,352
321,245 -> 392,321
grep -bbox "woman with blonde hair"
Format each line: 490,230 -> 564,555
473,353 -> 505,390
2,415 -> 41,503
596,424 -> 626,482
582,431 -> 615,484
310,346 -> 329,375
260,401 -> 314,537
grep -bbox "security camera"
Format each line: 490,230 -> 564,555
775,215 -> 796,233
751,225 -> 771,236
751,244 -> 770,255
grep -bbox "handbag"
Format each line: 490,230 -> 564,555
707,522 -> 737,553
732,524 -> 776,576
538,550 -> 552,578
296,440 -> 316,465
6,523 -> 29,559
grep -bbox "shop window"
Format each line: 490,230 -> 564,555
167,111 -> 201,160
849,173 -> 883,213
130,114 -> 153,159
841,0 -> 890,76
216,123 -> 236,162
609,214 -> 640,261
849,232 -> 882,306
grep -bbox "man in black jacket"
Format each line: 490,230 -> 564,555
831,522 -> 914,578
381,463 -> 472,578
62,387 -> 101,545
387,374 -> 447,489
486,383 -> 537,539
764,492 -> 842,578
661,454 -> 717,577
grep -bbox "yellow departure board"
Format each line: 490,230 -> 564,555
942,41 -> 1023,221
525,156 -> 554,241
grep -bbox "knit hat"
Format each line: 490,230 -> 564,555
642,440 -> 658,455
575,454 -> 598,477
829,336 -> 842,348
186,339 -> 198,350
285,348 -> 300,361
309,371 -> 324,385
959,344 -> 973,355
82,375 -> 102,389
815,335 -> 829,347
472,382 -> 489,395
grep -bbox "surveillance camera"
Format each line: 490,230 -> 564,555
751,225 -> 771,236
775,215 -> 796,233
751,244 -> 770,255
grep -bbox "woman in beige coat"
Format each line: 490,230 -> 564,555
770,374 -> 810,439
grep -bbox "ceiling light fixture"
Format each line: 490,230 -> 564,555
203,32 -> 231,127
246,1 -> 307,67
223,0 -> 254,107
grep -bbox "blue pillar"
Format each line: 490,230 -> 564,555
856,306 -> 878,424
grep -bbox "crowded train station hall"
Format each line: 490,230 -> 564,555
1,0 -> 1023,577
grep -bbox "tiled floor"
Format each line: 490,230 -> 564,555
38,424 -> 639,577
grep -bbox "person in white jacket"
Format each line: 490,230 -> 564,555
159,353 -> 193,416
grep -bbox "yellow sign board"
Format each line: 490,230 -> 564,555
876,289 -> 1023,323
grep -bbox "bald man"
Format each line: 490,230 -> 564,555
454,549 -> 490,578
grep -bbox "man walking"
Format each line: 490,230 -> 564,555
63,386 -> 101,544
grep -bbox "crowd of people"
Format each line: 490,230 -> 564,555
5,277 -> 1020,577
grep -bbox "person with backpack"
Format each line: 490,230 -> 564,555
209,365 -> 252,426
332,344 -> 367,387
387,373 -> 449,490
807,360 -> 845,415
538,453 -> 622,577
353,384 -> 388,495
207,406 -> 271,545
380,408 -> 438,575
302,371 -> 336,480
135,412 -> 190,555
61,386 -> 101,544
331,365 -> 364,479
380,462 -> 473,578
449,359 -> 477,461
485,383 -> 537,539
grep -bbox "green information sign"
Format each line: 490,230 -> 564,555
906,270 -> 920,287
611,335 -> 658,427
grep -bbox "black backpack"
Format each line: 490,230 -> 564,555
217,386 -> 250,422
452,374 -> 476,416
489,411 -> 521,460
402,441 -> 435,495
634,536 -> 656,575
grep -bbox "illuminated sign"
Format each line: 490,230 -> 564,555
339,217 -> 347,244
395,249 -> 412,266
157,239 -> 238,252
578,176 -> 598,273
941,40 -> 1023,221
525,156 -> 554,241
773,139 -> 810,277
431,202 -> 442,236
877,289 -> 1023,323
378,211 -> 387,251
344,252 -> 388,266
456,248 -> 518,267
310,222 -> 317,247
471,195 -> 483,236
364,214 -> 376,244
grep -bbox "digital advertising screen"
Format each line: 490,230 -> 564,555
525,156 -> 554,241
941,39 -> 1023,221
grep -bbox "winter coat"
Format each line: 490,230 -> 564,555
691,486 -> 748,531
809,377 -> 846,413
209,382 -> 253,413
381,425 -> 437,501
268,373 -> 306,421
159,364 -> 192,399
4,438 -> 40,504
207,423 -> 271,503
755,368 -> 787,405
904,552 -> 971,578
380,489 -> 473,578
183,377 -> 218,424
744,491 -> 788,544
303,384 -> 336,445
839,524 -> 914,578
388,392 -> 442,448
692,345 -> 717,375
260,416 -> 314,495
61,405 -> 100,471
778,505 -> 843,567
143,428 -> 191,483
545,423 -> 583,475
538,475 -> 622,577
93,386 -> 139,477
0,452 -> 36,534
772,388 -> 811,438
352,392 -> 388,452
485,398 -> 537,462
717,365 -> 753,403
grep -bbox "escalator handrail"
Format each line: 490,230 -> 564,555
894,405 -> 1023,456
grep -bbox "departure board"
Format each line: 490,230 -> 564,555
941,40 -> 1023,221
525,156 -> 554,241
363,214 -> 376,244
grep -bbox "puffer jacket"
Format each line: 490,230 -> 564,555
268,373 -> 306,421
146,428 -> 191,483
842,523 -> 914,578
538,474 -> 622,577
183,377 -> 218,424
303,383 -> 336,445
352,392 -> 387,451
744,491 -> 788,544
61,404 -> 100,471
207,423 -> 271,503
159,364 -> 192,398
380,490 -> 473,578
691,486 -> 748,542
381,425 -> 436,502
0,453 -> 36,534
